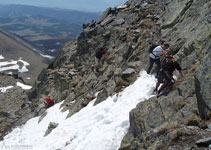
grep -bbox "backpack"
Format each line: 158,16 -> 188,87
96,48 -> 105,59
148,44 -> 159,53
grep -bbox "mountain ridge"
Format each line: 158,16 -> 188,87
0,4 -> 100,56
0,27 -> 47,83
0,0 -> 210,149
0,4 -> 100,24
0,27 -> 48,140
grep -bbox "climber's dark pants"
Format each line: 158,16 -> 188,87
147,57 -> 161,75
44,101 -> 54,108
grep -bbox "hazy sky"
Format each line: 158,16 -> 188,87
0,0 -> 127,12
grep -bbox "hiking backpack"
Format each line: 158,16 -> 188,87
148,44 -> 159,53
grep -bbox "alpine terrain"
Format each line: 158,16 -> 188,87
0,4 -> 100,56
0,27 -> 47,140
0,0 -> 210,150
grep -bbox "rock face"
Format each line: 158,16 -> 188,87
44,122 -> 59,137
119,0 -> 211,149
2,0 -> 210,149
0,73 -> 28,140
0,27 -> 47,139
195,53 -> 211,119
0,27 -> 47,84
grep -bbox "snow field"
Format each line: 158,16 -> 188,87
0,71 -> 157,150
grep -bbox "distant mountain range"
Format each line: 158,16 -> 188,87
0,4 -> 100,56
0,4 -> 100,23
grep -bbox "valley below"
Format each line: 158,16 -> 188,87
0,4 -> 100,56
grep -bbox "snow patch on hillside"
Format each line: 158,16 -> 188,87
40,54 -> 54,59
17,82 -> 32,90
0,55 -> 30,73
0,86 -> 14,93
0,71 -> 156,150
0,55 -> 5,60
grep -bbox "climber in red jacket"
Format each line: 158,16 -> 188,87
44,94 -> 54,108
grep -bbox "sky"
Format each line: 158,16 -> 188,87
0,0 -> 127,12
0,71 -> 157,150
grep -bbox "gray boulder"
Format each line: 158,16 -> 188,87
196,137 -> 211,147
195,53 -> 211,119
44,122 -> 59,137
94,89 -> 108,106
100,14 -> 115,26
122,68 -> 135,75
111,18 -> 125,26
96,7 -> 112,24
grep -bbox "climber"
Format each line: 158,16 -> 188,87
44,94 -> 54,108
147,43 -> 170,77
154,55 -> 185,97
92,47 -> 112,72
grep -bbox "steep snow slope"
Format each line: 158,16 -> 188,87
0,71 -> 156,150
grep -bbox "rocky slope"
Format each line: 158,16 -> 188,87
0,73 -> 29,139
1,0 -> 210,149
119,0 -> 211,150
0,27 -> 47,139
0,27 -> 47,83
